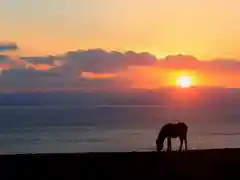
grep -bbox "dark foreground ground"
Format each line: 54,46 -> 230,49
1,148 -> 240,179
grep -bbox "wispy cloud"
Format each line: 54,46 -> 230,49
0,42 -> 18,52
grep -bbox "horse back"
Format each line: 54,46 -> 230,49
161,122 -> 188,138
177,122 -> 188,132
174,122 -> 188,137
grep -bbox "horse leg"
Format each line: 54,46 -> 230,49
184,134 -> 188,151
167,137 -> 171,152
169,139 -> 172,151
179,137 -> 183,152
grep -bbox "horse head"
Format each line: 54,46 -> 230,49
156,139 -> 163,152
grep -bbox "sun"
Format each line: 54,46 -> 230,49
176,75 -> 192,88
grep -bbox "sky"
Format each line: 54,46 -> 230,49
1,0 -> 240,59
1,0 -> 240,91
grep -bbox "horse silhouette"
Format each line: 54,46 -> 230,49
156,122 -> 188,152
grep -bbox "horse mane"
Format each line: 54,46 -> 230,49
157,123 -> 170,142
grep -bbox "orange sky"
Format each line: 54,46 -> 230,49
1,0 -> 240,90
1,0 -> 240,60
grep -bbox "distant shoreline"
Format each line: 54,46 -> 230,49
0,147 -> 238,156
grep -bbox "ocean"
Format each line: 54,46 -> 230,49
0,96 -> 240,154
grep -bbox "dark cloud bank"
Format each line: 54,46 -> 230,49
1,46 -> 240,91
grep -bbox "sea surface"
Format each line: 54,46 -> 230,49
0,102 -> 240,154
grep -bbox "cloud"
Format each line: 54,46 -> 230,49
0,55 -> 10,68
61,49 -> 156,74
1,48 -> 240,91
60,50 -> 240,76
0,68 -> 128,91
0,55 -> 63,71
0,42 -> 18,52
156,55 -> 240,72
152,54 -> 240,88
0,55 -> 9,63
0,55 -> 16,70
22,56 -> 55,65
81,72 -> 117,79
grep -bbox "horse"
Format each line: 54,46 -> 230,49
156,122 -> 188,152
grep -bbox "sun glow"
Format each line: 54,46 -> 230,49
176,75 -> 192,88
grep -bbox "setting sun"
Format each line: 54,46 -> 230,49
176,75 -> 192,88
